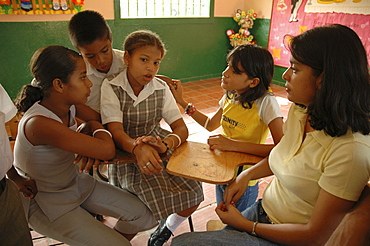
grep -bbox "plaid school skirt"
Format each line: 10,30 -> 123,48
108,155 -> 204,220
108,83 -> 204,220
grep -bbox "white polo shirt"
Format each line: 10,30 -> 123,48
100,69 -> 181,126
85,49 -> 126,113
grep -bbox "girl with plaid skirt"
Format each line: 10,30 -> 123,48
100,30 -> 204,246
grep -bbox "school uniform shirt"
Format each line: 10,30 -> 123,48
263,103 -> 370,224
0,84 -> 17,179
101,69 -> 180,126
100,69 -> 204,220
85,49 -> 126,113
14,103 -> 95,222
219,93 -> 282,185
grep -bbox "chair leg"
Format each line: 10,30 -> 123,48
188,216 -> 194,232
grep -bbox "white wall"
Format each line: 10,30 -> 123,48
214,0 -> 273,19
1,0 -> 274,22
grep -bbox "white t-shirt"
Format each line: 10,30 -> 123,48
0,84 -> 17,179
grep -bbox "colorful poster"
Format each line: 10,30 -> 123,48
268,0 -> 370,67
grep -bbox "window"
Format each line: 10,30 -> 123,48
120,0 -> 211,19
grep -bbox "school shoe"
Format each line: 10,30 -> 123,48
148,219 -> 173,246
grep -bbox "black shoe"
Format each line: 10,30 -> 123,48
148,219 -> 173,246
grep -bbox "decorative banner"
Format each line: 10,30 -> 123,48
0,0 -> 84,15
268,0 -> 370,68
305,0 -> 370,15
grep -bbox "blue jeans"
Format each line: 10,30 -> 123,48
172,200 -> 278,246
216,182 -> 259,212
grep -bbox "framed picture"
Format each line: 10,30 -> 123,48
268,0 -> 370,68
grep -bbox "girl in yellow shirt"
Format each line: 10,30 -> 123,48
170,45 -> 284,212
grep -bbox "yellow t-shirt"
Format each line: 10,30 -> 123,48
219,93 -> 282,185
263,104 -> 370,224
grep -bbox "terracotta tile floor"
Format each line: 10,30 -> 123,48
29,77 -> 292,245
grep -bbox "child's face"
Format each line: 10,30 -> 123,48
77,38 -> 113,74
282,55 -> 321,107
124,45 -> 162,88
221,62 -> 254,95
63,58 -> 92,105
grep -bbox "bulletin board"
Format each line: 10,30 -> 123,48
267,0 -> 370,68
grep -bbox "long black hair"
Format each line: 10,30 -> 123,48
226,44 -> 274,108
288,24 -> 370,137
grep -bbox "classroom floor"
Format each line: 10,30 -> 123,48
30,77 -> 292,246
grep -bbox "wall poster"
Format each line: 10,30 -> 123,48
268,0 -> 370,68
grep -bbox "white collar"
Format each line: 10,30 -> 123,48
107,69 -> 166,107
86,49 -> 124,78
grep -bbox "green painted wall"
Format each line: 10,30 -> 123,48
0,15 -> 284,99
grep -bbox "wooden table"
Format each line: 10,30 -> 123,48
167,141 -> 263,184
102,141 -> 263,185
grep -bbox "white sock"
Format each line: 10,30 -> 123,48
165,213 -> 188,233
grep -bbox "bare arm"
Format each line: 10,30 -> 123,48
219,189 -> 354,246
75,104 -> 101,122
169,80 -> 222,131
224,157 -> 273,204
107,121 -> 165,175
325,184 -> 370,246
136,118 -> 189,152
107,121 -> 136,153
190,107 -> 222,132
24,116 -> 115,161
223,157 -> 356,245
252,189 -> 355,245
7,166 -> 38,199
208,117 -> 284,157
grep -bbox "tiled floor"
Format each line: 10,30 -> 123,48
28,77 -> 292,246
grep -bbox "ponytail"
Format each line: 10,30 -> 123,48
14,45 -> 81,113
14,84 -> 43,113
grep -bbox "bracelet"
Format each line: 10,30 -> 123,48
76,123 -> 86,133
204,117 -> 210,129
162,141 -> 170,153
92,129 -> 112,138
159,141 -> 171,159
168,133 -> 182,148
184,103 -> 196,116
166,136 -> 175,149
251,221 -> 258,236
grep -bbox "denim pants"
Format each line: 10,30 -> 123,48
171,199 -> 279,246
216,182 -> 259,212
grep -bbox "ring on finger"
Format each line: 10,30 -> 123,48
145,162 -> 151,167
142,165 -> 147,169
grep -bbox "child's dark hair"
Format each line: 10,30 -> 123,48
124,30 -> 166,57
287,24 -> 370,137
68,10 -> 112,47
14,46 -> 82,113
226,44 -> 274,108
